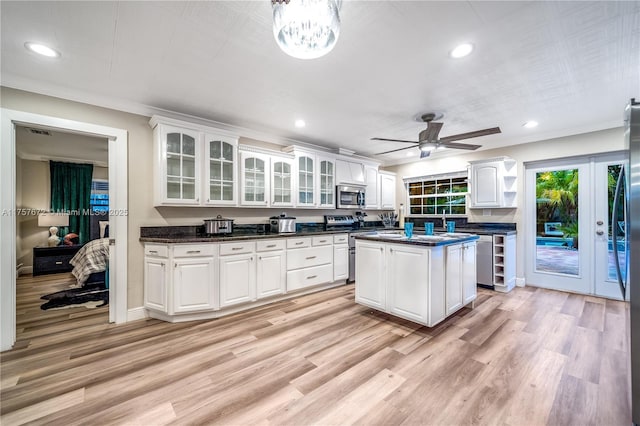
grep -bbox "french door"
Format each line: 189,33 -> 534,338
525,153 -> 628,300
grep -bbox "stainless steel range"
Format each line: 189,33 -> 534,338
324,215 -> 365,283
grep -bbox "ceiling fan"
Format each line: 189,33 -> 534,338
373,113 -> 501,159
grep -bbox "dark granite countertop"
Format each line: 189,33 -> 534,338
139,229 -> 354,244
354,232 -> 480,247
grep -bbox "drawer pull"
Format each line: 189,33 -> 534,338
232,247 -> 244,251
149,250 -> 158,254
295,241 -> 304,245
306,256 -> 317,260
55,261 -> 63,265
266,244 -> 277,248
306,275 -> 317,280
319,240 -> 327,243
187,250 -> 201,254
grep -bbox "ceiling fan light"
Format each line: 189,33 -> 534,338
272,0 -> 341,60
420,144 -> 436,152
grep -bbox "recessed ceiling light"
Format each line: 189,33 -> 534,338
294,119 -> 306,128
449,43 -> 473,59
523,120 -> 539,128
24,42 -> 61,58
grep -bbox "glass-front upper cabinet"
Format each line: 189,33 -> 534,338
240,151 -> 270,206
160,125 -> 200,205
297,154 -> 316,207
204,134 -> 237,206
271,157 -> 294,207
318,157 -> 335,208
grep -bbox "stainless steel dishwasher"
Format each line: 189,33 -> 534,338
476,235 -> 494,287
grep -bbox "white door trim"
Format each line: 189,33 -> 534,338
1,108 -> 128,351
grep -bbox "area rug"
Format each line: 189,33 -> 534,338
40,283 -> 108,310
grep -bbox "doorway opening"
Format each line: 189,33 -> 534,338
1,109 -> 128,351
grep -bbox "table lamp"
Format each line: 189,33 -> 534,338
38,212 -> 70,246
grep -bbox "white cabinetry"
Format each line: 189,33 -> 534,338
469,157 -> 517,208
317,156 -> 336,208
462,242 -> 477,305
387,244 -> 431,324
287,237 -> 334,291
240,151 -> 270,206
256,240 -> 286,299
144,243 -> 217,315
493,234 -> 516,292
354,241 -> 386,310
144,253 -> 167,312
271,157 -> 294,207
203,133 -> 238,205
295,152 -> 317,207
445,244 -> 463,315
336,159 -> 365,185
173,257 -> 216,313
219,242 -> 256,308
379,171 -> 396,209
364,165 -> 379,209
445,242 -> 477,316
151,116 -> 238,207
333,233 -> 349,281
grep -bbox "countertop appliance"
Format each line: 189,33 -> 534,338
270,214 -> 296,234
336,185 -> 365,209
204,215 -> 233,235
616,98 -> 639,425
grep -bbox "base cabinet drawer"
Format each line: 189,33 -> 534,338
287,245 -> 332,270
286,264 -> 333,292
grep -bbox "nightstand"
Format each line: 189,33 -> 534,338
33,245 -> 83,276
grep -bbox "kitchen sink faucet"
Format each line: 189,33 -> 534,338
442,211 -> 447,230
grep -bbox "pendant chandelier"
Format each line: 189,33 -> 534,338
272,0 -> 342,60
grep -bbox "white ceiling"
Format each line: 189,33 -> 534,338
2,1 -> 639,165
16,126 -> 108,166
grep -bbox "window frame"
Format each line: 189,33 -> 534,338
404,171 -> 469,217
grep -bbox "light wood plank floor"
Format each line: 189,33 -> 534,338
1,273 -> 631,425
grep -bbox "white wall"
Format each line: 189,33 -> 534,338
385,127 -> 626,282
3,85 -> 625,304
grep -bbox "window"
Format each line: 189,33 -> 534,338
90,179 -> 109,213
406,172 -> 468,216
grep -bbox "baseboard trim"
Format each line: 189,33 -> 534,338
516,277 -> 526,287
127,307 -> 148,322
17,266 -> 33,277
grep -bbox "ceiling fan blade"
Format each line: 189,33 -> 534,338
438,141 -> 482,150
371,137 -> 418,144
439,127 -> 501,143
375,145 -> 417,155
419,122 -> 443,143
420,149 -> 431,159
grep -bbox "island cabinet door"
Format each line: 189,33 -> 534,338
445,244 -> 463,316
462,242 -> 477,305
387,244 -> 430,324
355,241 -> 386,310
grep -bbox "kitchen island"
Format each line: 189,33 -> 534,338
354,231 -> 479,327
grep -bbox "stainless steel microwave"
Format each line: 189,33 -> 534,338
336,185 -> 366,209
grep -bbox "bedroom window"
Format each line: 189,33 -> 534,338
90,180 -> 109,213
405,171 -> 468,216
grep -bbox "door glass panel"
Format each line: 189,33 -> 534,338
167,133 -> 181,153
222,163 -> 233,180
167,155 -> 180,176
222,142 -> 233,161
608,164 -> 627,281
182,158 -> 195,178
222,183 -> 233,200
211,162 -> 221,180
535,169 -> 579,276
210,184 -> 221,201
182,135 -> 195,156
182,179 -> 195,199
210,141 -> 221,159
167,177 -> 180,199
